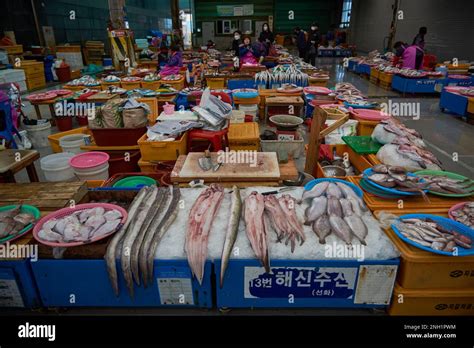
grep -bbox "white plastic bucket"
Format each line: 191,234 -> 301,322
40,152 -> 76,182
238,104 -> 258,121
25,122 -> 52,148
73,163 -> 109,181
59,134 -> 86,154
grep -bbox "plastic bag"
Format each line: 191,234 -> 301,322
89,98 -> 124,129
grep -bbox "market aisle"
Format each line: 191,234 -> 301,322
15,57 -> 474,182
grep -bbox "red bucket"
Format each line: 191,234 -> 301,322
107,150 -> 141,176
56,66 -> 71,82
55,116 -> 73,131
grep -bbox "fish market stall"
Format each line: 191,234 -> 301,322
0,182 -> 89,308
439,86 -> 474,121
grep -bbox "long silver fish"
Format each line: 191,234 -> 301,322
220,186 -> 242,288
130,188 -> 165,285
105,187 -> 148,296
121,186 -> 158,297
146,186 -> 181,285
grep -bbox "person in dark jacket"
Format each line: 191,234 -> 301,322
258,23 -> 274,55
294,27 -> 306,59
306,22 -> 320,66
239,36 -> 258,65
231,30 -> 242,55
413,26 -> 427,49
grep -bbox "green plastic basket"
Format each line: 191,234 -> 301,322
342,136 -> 383,154
0,205 -> 41,244
415,170 -> 473,198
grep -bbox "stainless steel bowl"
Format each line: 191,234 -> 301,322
322,165 -> 346,177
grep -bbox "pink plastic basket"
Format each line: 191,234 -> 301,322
33,203 -> 128,247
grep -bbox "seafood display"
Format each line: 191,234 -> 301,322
394,217 -> 472,252
220,186 -> 242,288
244,191 -> 270,272
0,206 -> 36,239
264,194 -> 305,252
254,65 -> 309,87
185,184 -> 224,285
365,165 -> 430,201
373,119 -> 442,171
37,206 -> 123,244
417,174 -> 473,196
450,203 -> 474,228
105,186 -> 179,297
301,181 -> 369,245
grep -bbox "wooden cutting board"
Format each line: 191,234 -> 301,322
178,152 -> 280,180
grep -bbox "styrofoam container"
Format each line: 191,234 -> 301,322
260,138 -> 304,159
324,119 -> 358,145
59,134 -> 86,154
25,122 -> 52,148
238,104 -> 258,121
230,110 -> 245,123
73,164 -> 110,181
40,152 -> 76,182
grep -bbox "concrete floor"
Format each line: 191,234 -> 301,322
14,57 -> 474,182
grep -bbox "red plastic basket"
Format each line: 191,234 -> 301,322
89,127 -> 147,146
32,203 -> 128,247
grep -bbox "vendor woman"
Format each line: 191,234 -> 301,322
393,41 -> 424,70
239,36 -> 259,65
160,44 -> 183,76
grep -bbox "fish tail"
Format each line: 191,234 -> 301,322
319,238 -> 326,244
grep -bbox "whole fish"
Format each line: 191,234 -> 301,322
244,192 -> 270,272
300,181 -> 329,202
264,195 -> 290,241
105,187 -> 148,296
130,188 -> 166,285
220,186 -> 242,288
344,215 -> 368,245
312,214 -> 331,244
326,183 -> 343,198
145,186 -> 181,285
327,196 -> 342,217
335,182 -> 368,212
186,184 -> 224,285
121,186 -> 158,297
329,215 -> 352,245
278,194 -> 305,246
304,196 -> 327,224
339,198 -> 353,217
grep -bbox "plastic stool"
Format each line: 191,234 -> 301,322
188,128 -> 229,152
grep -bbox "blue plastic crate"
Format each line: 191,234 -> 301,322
31,259 -> 212,308
391,75 -> 442,93
319,49 -> 335,57
445,77 -> 473,87
348,60 -> 356,71
227,79 -> 256,90
0,260 -> 42,308
215,258 -> 399,309
439,89 -> 468,116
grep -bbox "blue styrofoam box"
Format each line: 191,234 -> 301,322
0,260 -> 42,308
227,79 -> 256,90
215,258 -> 399,309
391,75 -> 440,93
439,89 -> 468,116
31,259 -> 212,308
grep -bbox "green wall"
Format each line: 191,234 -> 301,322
274,0 -> 341,34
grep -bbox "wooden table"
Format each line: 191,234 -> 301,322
171,154 -> 298,187
29,98 -> 58,125
0,149 -> 40,183
258,89 -> 303,120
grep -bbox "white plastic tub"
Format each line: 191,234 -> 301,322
40,152 -> 76,182
59,134 -> 86,154
73,164 -> 109,181
260,139 -> 304,159
238,104 -> 258,121
25,122 -> 52,148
